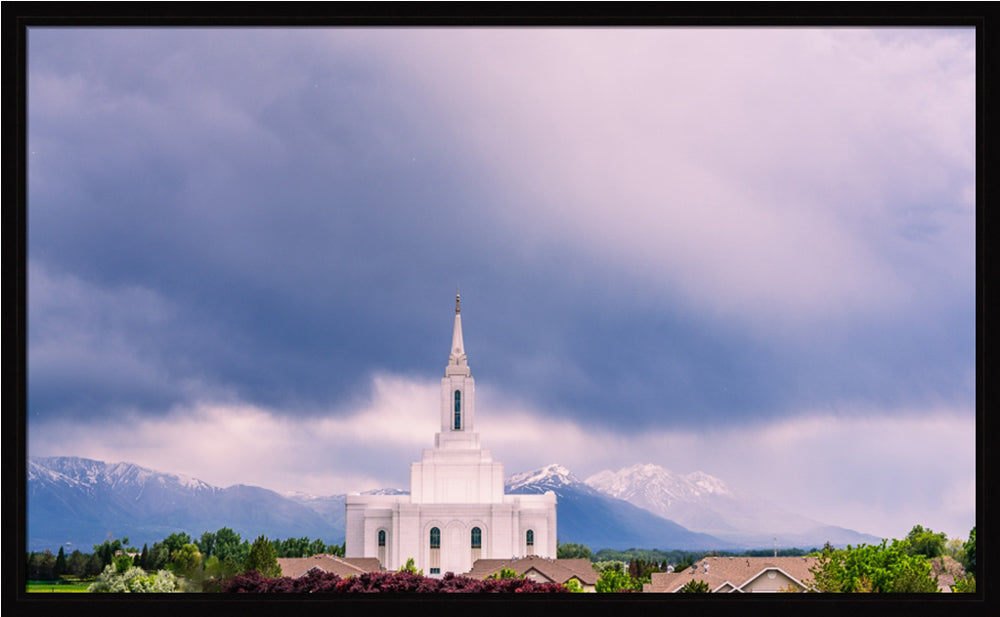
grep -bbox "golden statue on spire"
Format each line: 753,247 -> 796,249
456,285 -> 461,313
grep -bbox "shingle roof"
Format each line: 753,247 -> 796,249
647,556 -> 819,593
277,554 -> 383,579
464,556 -> 599,585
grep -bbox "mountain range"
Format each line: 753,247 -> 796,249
26,456 -> 879,553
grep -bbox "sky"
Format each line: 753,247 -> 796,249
25,26 -> 976,543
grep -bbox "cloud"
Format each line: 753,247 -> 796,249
29,372 -> 974,540
378,28 -> 975,329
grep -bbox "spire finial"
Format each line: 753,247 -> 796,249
456,285 -> 461,313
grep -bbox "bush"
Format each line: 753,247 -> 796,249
809,539 -> 939,593
222,570 -> 569,593
678,579 -> 710,593
87,564 -> 180,593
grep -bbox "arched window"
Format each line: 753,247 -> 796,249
429,527 -> 441,574
471,526 -> 482,563
377,529 -> 387,566
453,390 -> 462,430
526,529 -> 534,554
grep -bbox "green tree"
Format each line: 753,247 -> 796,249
213,528 -> 244,561
54,547 -> 68,577
93,538 -> 123,568
628,558 -> 659,583
951,575 -> 975,593
487,567 -> 524,580
308,538 -> 327,556
162,532 -> 192,555
962,527 -> 976,576
244,535 -> 281,578
170,543 -> 203,579
563,578 -> 585,593
809,539 -> 938,593
678,579 -> 710,593
113,553 -> 134,574
84,552 -> 105,577
28,550 -> 57,580
398,557 -> 422,575
906,525 -> 947,559
327,542 -> 345,557
196,531 -> 216,558
147,542 -> 170,571
557,542 -> 595,561
595,567 -> 640,593
67,549 -> 87,578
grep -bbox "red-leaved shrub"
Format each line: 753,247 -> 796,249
222,570 -> 569,593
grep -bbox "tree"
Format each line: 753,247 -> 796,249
963,526 -> 976,577
213,528 -> 244,562
170,543 -> 203,579
197,531 -> 216,558
595,567 -> 639,593
487,567 -> 524,580
67,550 -> 87,578
563,578 -> 585,593
809,539 -> 939,593
308,538 -> 327,556
557,542 -> 594,561
27,550 -> 57,580
163,532 -> 192,555
678,579 -> 710,593
628,558 -> 659,583
398,557 -> 422,575
906,525 -> 947,559
244,535 -> 281,578
113,553 -> 134,574
952,575 -> 975,593
54,547 -> 68,578
945,537 -> 966,562
93,538 -> 123,567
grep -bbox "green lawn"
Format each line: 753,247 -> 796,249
26,580 -> 92,593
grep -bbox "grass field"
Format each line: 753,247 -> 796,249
26,580 -> 91,593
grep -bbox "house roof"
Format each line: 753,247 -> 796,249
276,554 -> 383,579
464,556 -> 599,585
647,556 -> 819,593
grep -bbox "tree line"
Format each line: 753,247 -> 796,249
556,523 -> 977,593
26,528 -> 344,590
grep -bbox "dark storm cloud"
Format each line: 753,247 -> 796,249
27,27 -> 975,440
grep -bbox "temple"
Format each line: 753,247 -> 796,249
344,292 -> 557,575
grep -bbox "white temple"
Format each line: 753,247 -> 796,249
344,292 -> 557,575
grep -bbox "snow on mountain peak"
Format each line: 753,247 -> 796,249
584,463 -> 734,502
506,463 -> 579,490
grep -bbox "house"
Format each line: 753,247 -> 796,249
345,293 -> 557,576
644,555 -> 819,593
276,553 -> 384,579
464,555 -> 599,592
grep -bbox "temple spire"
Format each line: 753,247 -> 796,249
447,289 -> 468,374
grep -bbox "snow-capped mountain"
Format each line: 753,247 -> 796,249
507,464 -> 583,492
27,457 -> 877,553
585,463 -> 880,548
27,457 -> 340,551
505,464 -> 735,551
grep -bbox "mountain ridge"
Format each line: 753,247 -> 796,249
27,456 -> 878,552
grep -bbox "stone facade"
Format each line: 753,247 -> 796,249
345,294 -> 557,575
